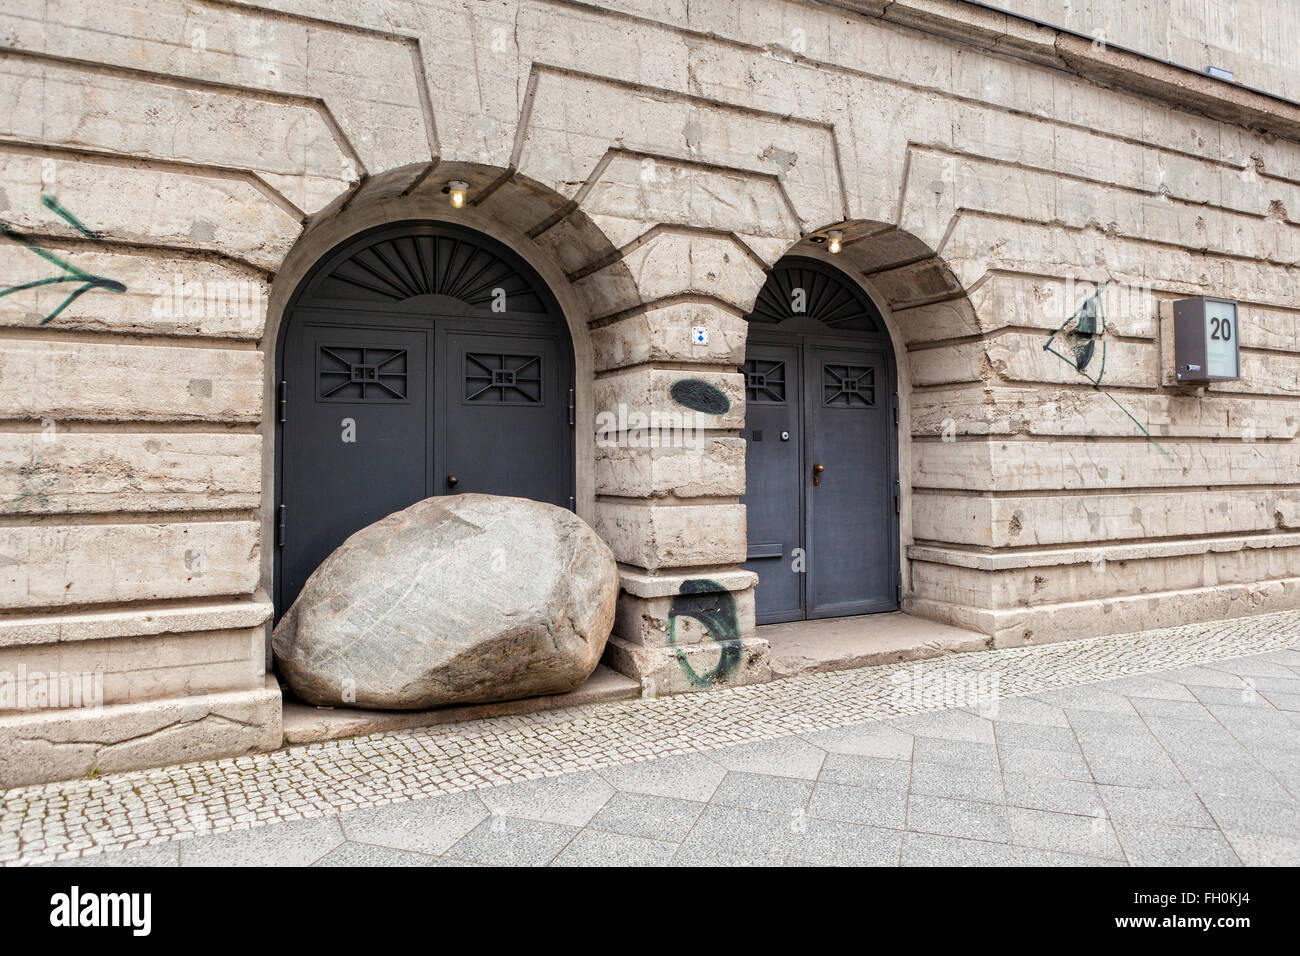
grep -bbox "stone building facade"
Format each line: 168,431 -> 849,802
1,0 -> 1298,785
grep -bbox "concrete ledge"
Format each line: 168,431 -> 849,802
0,598 -> 273,648
280,664 -> 640,745
907,576 -> 1300,646
761,611 -> 992,679
0,675 -> 281,788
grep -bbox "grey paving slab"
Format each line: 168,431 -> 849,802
807,782 -> 908,829
1221,830 -> 1300,866
179,816 -> 345,867
668,842 -> 774,867
709,771 -> 814,814
1084,753 -> 1187,789
911,736 -> 999,770
906,794 -> 1011,842
998,746 -> 1093,782
1112,821 -> 1241,866
1127,697 -> 1218,721
587,790 -> 705,843
708,736 -> 827,779
909,762 -> 1005,804
1094,676 -> 1198,701
1006,806 -> 1125,861
993,721 -> 1080,753
788,818 -> 902,866
682,805 -> 802,864
1012,847 -> 1127,867
338,791 -> 488,855
550,829 -> 676,867
799,723 -> 913,760
476,771 -> 613,827
902,831 -> 1016,866
443,816 -> 578,866
977,697 -> 1070,728
596,753 -> 726,802
818,752 -> 912,790
1096,784 -> 1215,828
1035,687 -> 1138,714
1002,772 -> 1104,816
313,841 -> 439,866
1196,791 -> 1300,838
1162,666 -> 1256,689
890,709 -> 995,743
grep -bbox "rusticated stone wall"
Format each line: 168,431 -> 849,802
1,0 -> 1298,784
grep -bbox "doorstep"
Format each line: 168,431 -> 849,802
762,611 -> 991,679
280,664 -> 641,745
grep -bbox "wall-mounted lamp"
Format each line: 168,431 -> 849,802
827,230 -> 843,254
446,181 -> 469,209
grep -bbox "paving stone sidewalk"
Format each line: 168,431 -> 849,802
4,610 -> 1299,866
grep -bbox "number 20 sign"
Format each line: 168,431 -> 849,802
1173,296 -> 1240,382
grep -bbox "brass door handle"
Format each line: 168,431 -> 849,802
447,474 -> 459,488
813,463 -> 825,486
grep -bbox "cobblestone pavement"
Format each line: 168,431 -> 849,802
4,610 -> 1299,866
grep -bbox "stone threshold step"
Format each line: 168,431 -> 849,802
280,664 -> 641,745
762,611 -> 992,679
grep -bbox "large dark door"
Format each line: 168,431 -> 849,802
280,319 -> 430,613
805,343 -> 895,618
741,257 -> 899,626
275,222 -> 574,617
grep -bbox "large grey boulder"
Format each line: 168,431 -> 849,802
272,494 -> 618,710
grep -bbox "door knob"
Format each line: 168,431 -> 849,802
447,474 -> 459,488
813,463 -> 825,486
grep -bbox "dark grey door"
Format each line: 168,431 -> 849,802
742,336 -> 898,624
280,319 -> 430,612
275,222 -> 574,619
805,343 -> 895,618
740,343 -> 804,623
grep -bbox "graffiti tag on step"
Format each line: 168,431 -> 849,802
667,579 -> 743,688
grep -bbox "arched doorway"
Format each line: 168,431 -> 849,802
273,220 -> 575,618
742,256 -> 900,625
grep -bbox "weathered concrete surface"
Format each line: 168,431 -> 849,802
0,675 -> 281,788
273,495 -> 618,710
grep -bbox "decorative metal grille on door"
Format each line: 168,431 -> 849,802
463,352 -> 544,404
822,363 -> 876,407
742,358 -> 787,404
317,346 -> 408,401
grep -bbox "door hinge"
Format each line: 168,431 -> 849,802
892,393 -> 899,426
894,479 -> 900,514
896,582 -> 903,604
567,495 -> 576,511
277,504 -> 287,548
278,381 -> 287,423
568,387 -> 575,427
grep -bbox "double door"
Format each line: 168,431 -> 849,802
277,310 -> 573,615
742,335 -> 898,624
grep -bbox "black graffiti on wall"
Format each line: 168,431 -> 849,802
0,195 -> 126,324
667,579 -> 743,688
669,378 -> 730,415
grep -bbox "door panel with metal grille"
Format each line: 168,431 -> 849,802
280,322 -> 430,613
740,343 -> 804,623
439,331 -> 570,505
